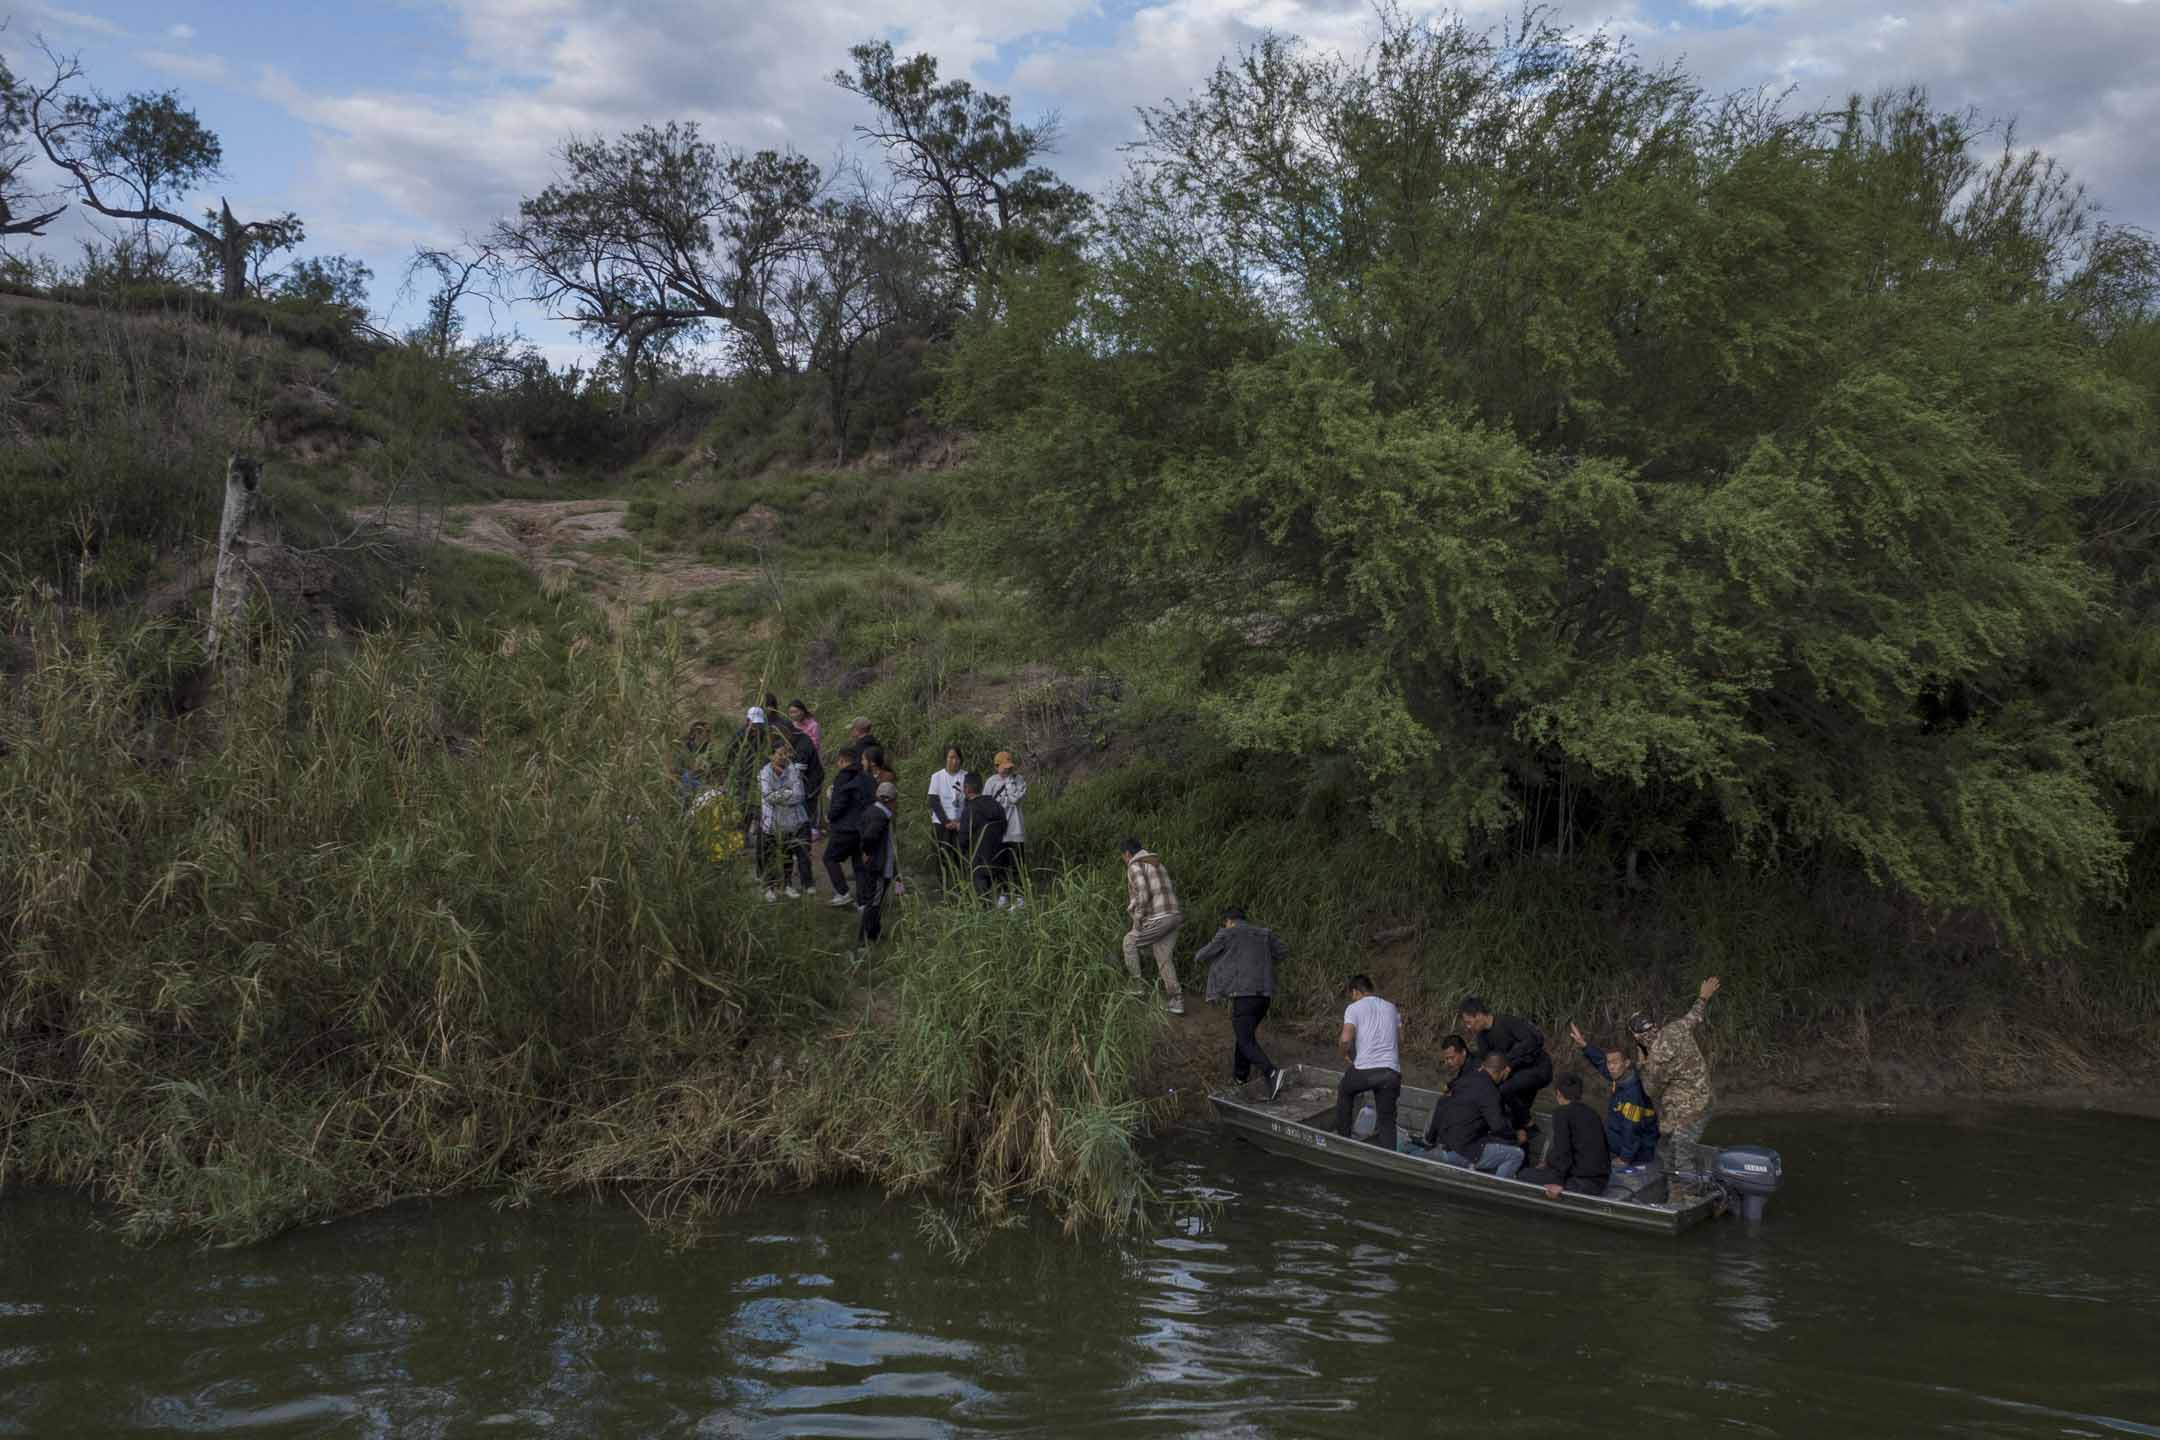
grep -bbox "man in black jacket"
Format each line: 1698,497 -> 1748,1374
1516,1073 -> 1611,1198
1459,995 -> 1554,1136
960,773 -> 1006,900
853,781 -> 898,946
1197,907 -> 1288,1100
1422,1053 -> 1526,1179
822,747 -> 872,905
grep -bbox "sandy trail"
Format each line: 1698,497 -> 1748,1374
393,498 -> 755,707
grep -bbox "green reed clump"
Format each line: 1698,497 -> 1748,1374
0,604 -> 838,1242
878,869 -> 1159,1228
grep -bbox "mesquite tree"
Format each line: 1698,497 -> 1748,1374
1,49 -> 65,238
943,8 -> 2160,943
27,49 -> 299,300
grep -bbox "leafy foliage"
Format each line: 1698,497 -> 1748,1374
946,8 -> 2160,942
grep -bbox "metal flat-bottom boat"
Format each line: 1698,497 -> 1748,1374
1211,1064 -> 1734,1236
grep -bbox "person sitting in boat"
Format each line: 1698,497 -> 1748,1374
1569,1021 -> 1659,1168
1413,1036 -> 1471,1149
1422,1052 -> 1525,1180
1458,996 -> 1553,1139
1516,1073 -> 1611,1198
1334,975 -> 1403,1151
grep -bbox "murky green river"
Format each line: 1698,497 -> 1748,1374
4,1107 -> 2156,1437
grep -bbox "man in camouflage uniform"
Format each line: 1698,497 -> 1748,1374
1629,975 -> 1722,1180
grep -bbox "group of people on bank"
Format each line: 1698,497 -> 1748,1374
679,701 -> 1030,948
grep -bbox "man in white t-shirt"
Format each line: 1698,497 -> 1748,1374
1335,974 -> 1404,1150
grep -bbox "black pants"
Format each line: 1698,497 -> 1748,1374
1230,995 -> 1276,1083
854,866 -> 886,944
1334,1067 -> 1401,1151
998,841 -> 1025,894
1497,1058 -> 1552,1131
968,842 -> 999,900
1517,1165 -> 1607,1194
823,829 -> 860,898
759,827 -> 811,889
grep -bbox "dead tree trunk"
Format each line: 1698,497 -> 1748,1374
206,453 -> 262,664
217,201 -> 249,302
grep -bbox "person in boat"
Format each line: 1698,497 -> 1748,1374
1334,974 -> 1403,1150
1569,1021 -> 1659,1167
1632,976 -> 1722,1178
1516,1073 -> 1611,1198
1198,907 -> 1286,1101
1424,1052 -> 1525,1179
1458,997 -> 1554,1138
1414,1036 -> 1473,1149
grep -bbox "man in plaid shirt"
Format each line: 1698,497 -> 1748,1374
1121,839 -> 1186,1015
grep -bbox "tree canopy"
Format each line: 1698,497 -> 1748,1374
943,8 -> 2160,943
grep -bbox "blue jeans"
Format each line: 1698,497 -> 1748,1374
1441,1144 -> 1525,1180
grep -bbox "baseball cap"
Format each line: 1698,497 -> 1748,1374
746,706 -> 767,725
1627,1011 -> 1655,1037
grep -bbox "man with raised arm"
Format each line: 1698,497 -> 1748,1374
1632,976 -> 1723,1178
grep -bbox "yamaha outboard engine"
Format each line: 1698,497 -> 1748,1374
1708,1145 -> 1783,1226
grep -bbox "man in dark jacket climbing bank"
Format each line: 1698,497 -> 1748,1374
822,747 -> 873,904
1197,908 -> 1287,1100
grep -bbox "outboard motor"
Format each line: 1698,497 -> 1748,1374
1708,1145 -> 1783,1227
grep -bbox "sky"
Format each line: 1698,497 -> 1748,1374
6,0 -> 2157,363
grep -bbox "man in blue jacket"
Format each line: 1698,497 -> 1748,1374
1570,1021 -> 1659,1165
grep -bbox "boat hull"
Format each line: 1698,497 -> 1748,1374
1211,1064 -> 1718,1237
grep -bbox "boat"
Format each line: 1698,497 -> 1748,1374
1210,1063 -> 1741,1236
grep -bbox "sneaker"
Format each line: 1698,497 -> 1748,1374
784,886 -> 802,899
1011,895 -> 1026,910
764,888 -> 778,903
828,892 -> 853,908
1166,995 -> 1186,1016
995,894 -> 1009,911
893,880 -> 907,896
1266,1070 -> 1286,1102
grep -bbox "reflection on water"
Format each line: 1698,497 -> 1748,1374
3,1109 -> 2157,1437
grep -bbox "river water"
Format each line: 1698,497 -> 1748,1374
4,1107 -> 2156,1437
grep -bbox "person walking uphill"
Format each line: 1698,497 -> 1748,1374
1198,908 -> 1287,1100
984,752 -> 1027,909
822,747 -> 873,905
1335,975 -> 1403,1151
927,747 -> 968,884
756,744 -> 812,900
1634,976 -> 1722,1178
1121,840 -> 1185,1015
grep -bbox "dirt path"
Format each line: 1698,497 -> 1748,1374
393,498 -> 755,706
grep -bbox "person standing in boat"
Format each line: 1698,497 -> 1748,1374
1458,997 -> 1554,1138
1631,976 -> 1722,1177
1198,907 -> 1287,1101
1570,1021 -> 1659,1167
1516,1073 -> 1611,1197
1334,975 -> 1403,1150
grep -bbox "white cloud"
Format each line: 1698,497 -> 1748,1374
248,0 -> 2160,341
138,48 -> 228,86
168,22 -> 197,42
